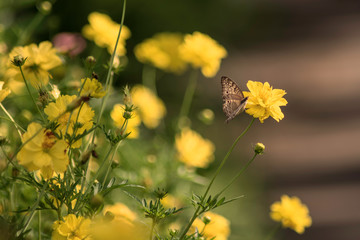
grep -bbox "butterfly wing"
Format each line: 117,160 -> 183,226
221,76 -> 248,123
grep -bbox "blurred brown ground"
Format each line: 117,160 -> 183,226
197,1 -> 360,239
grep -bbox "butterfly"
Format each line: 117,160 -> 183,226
221,76 -> 248,123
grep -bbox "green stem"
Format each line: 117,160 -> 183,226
218,152 -> 258,196
101,141 -> 121,188
179,118 -> 255,239
178,70 -> 198,127
21,183 -> 47,235
38,210 -> 41,240
265,223 -> 281,240
19,66 -> 46,122
0,104 -> 24,138
149,219 -> 155,240
97,0 -> 127,122
142,65 -> 157,94
16,12 -> 45,46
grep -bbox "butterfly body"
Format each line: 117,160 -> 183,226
221,76 -> 248,123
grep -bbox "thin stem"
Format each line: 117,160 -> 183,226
97,0 -> 127,122
179,118 -> 255,239
142,65 -> 157,94
218,153 -> 258,196
101,141 -> 121,188
149,219 -> 155,240
38,210 -> 41,240
16,12 -> 45,46
178,70 -> 198,127
21,183 -> 47,235
265,223 -> 281,240
0,104 -> 23,138
19,66 -> 46,122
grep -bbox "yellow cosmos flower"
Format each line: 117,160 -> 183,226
44,95 -> 94,148
179,31 -> 227,77
17,122 -> 69,179
270,195 -> 312,234
111,104 -> 141,139
190,212 -> 230,240
134,33 -> 187,74
243,80 -> 287,123
103,202 -> 137,222
78,78 -> 106,98
82,12 -> 131,56
52,214 -> 91,240
131,85 -> 166,129
91,203 -> 149,240
5,41 -> 62,88
175,128 -> 215,168
0,81 -> 11,102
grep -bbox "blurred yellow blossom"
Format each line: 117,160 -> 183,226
270,195 -> 312,234
190,212 -> 230,240
179,31 -> 227,77
160,194 -> 182,209
0,81 -> 11,103
131,85 -> 166,129
52,214 -> 91,240
82,12 -> 131,56
103,202 -> 137,221
134,33 -> 187,74
5,41 -> 62,88
243,81 -> 287,123
44,95 -> 94,148
17,122 -> 69,179
78,77 -> 106,98
111,104 -> 141,138
91,203 -> 149,240
175,128 -> 215,168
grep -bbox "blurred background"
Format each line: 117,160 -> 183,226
1,0 -> 360,239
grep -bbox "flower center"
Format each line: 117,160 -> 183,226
42,131 -> 56,151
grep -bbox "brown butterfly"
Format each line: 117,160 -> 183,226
221,76 -> 248,123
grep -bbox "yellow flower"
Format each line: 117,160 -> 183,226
175,128 -> 215,168
131,85 -> 166,129
91,203 -> 149,240
82,12 -> 131,56
17,122 -> 69,179
179,31 -> 227,77
5,41 -> 62,88
103,202 -> 137,222
78,78 -> 106,98
134,33 -> 187,74
44,95 -> 94,148
160,194 -> 182,209
52,214 -> 91,240
270,195 -> 312,234
243,80 -> 287,123
190,212 -> 230,240
0,81 -> 11,102
111,104 -> 141,139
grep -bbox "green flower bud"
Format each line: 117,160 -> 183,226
254,142 -> 265,155
202,216 -> 211,225
90,194 -> 104,209
11,55 -> 26,67
85,56 -> 96,69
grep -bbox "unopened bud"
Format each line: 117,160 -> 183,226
254,142 -> 265,155
85,56 -> 96,69
104,211 -> 115,222
38,1 -> 52,14
198,108 -> 214,125
90,194 -> 104,209
11,55 -> 26,67
202,216 -> 211,225
123,110 -> 132,120
123,85 -> 132,107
